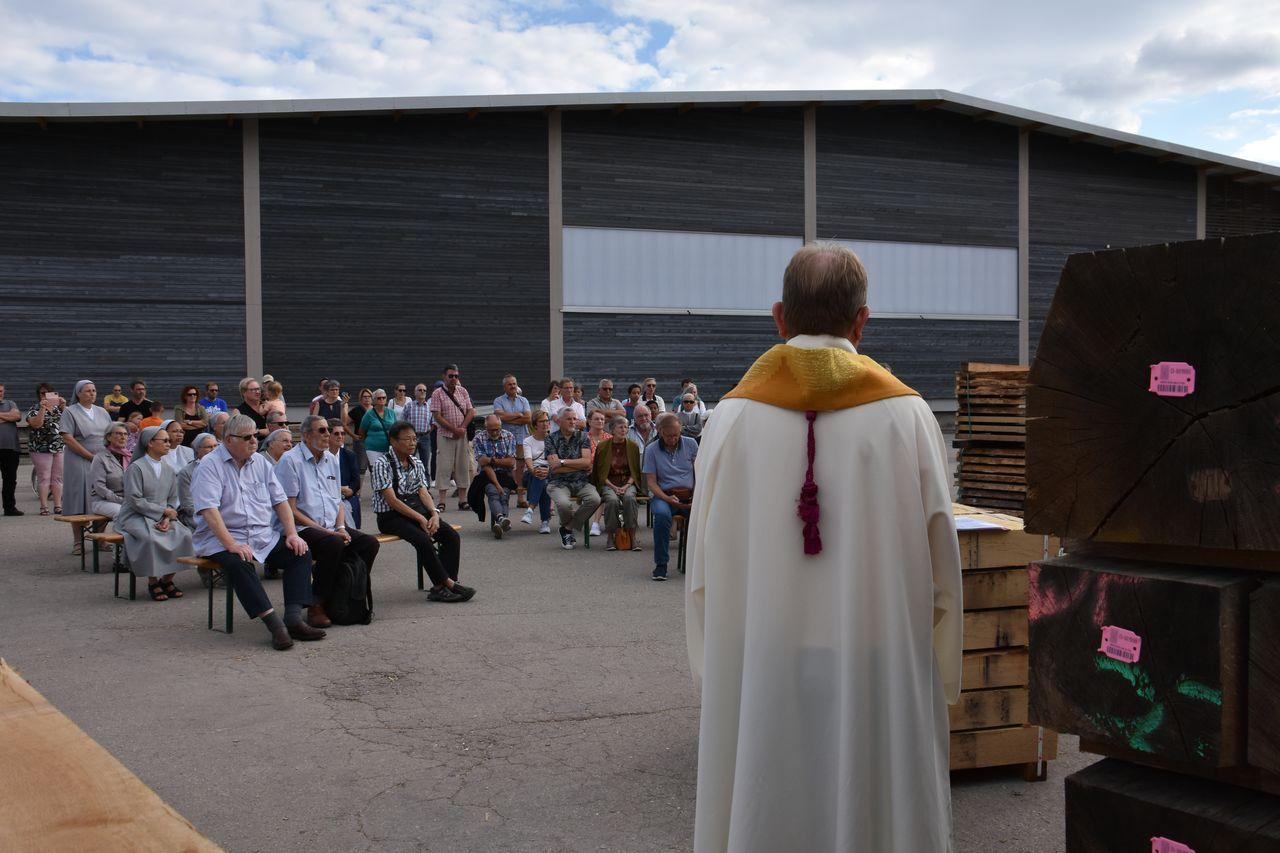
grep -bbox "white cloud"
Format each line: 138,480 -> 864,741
1,0 -> 1280,164
1236,126 -> 1280,162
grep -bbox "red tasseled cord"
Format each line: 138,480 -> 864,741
797,409 -> 822,555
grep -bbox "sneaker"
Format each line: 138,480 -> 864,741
539,520 -> 551,534
427,586 -> 463,602
652,566 -> 668,582
521,508 -> 534,525
500,515 -> 511,532
492,520 -> 504,540
605,535 -> 617,552
560,528 -> 574,550
590,522 -> 602,537
449,583 -> 476,602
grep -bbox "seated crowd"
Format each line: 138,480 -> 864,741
0,369 -> 704,647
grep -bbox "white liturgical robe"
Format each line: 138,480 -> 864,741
686,334 -> 963,853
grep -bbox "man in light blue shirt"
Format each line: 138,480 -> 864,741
642,412 -> 698,582
493,374 -> 532,503
191,413 -> 325,650
276,415 -> 381,627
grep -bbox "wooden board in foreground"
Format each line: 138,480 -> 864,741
950,725 -> 1057,771
0,659 -> 221,853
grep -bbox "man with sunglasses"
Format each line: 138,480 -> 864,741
276,415 -> 380,627
190,413 -> 324,650
202,382 -> 228,414
639,377 -> 666,414
429,364 -> 475,511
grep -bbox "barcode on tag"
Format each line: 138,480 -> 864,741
1099,625 -> 1142,663
1149,362 -> 1196,397
1151,837 -> 1194,853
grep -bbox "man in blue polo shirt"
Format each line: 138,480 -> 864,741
202,381 -> 228,414
642,412 -> 697,581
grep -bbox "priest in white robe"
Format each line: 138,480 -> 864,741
686,242 -> 963,853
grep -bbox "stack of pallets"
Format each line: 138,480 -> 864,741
954,363 -> 1028,516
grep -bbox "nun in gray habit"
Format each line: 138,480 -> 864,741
114,424 -> 194,601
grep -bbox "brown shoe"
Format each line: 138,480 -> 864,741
307,603 -> 332,628
288,622 -> 327,642
271,627 -> 295,650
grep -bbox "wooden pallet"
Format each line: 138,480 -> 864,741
955,363 -> 1029,516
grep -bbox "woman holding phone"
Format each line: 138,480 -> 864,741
26,383 -> 65,516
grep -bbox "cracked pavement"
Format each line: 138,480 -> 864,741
1,460 -> 1093,852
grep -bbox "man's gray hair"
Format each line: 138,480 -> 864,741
264,428 -> 291,449
656,412 -> 681,430
301,414 -> 328,434
224,413 -> 257,439
598,378 -> 613,389
781,242 -> 869,337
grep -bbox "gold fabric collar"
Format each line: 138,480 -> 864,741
722,343 -> 918,411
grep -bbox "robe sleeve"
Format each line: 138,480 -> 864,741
685,399 -> 746,689
916,402 -> 964,704
125,464 -> 168,521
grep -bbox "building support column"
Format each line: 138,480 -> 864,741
242,118 -> 264,379
1196,168 -> 1207,239
804,105 -> 817,243
548,109 -> 564,381
1018,129 -> 1030,365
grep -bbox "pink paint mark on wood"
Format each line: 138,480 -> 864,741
1028,564 -> 1090,622
1100,625 -> 1142,663
1149,362 -> 1196,397
1151,837 -> 1194,853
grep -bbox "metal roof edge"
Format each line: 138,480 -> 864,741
2,88 -> 1277,178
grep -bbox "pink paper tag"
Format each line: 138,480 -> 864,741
1099,626 -> 1142,663
1149,362 -> 1196,397
1151,837 -> 1194,853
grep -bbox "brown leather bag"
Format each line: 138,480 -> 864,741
668,487 -> 694,503
613,528 -> 632,551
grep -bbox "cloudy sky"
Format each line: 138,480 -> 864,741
2,0 -> 1279,164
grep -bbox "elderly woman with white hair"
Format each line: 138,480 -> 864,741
88,421 -> 131,519
178,432 -> 219,530
262,428 -> 293,464
58,379 -> 114,552
115,424 -> 194,601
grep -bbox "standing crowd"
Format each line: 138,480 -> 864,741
0,369 -> 704,646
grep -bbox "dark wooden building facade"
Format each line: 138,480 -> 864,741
2,90 -> 1276,408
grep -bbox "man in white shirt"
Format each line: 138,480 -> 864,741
543,377 -> 585,434
640,377 -> 666,413
276,415 -> 381,627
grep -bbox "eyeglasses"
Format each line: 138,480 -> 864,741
446,374 -> 460,379
246,386 -> 261,393
228,433 -> 257,442
311,427 -> 330,434
396,387 -> 406,392
374,396 -> 387,401
186,392 -> 198,396
208,388 -> 219,393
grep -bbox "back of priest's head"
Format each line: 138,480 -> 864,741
777,242 -> 869,340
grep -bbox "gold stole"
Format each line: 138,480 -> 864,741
721,344 -> 918,411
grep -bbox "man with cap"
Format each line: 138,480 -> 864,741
684,243 -> 963,852
190,413 -> 324,650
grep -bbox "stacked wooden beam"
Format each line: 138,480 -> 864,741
1024,233 -> 1280,852
949,504 -> 1058,778
954,363 -> 1027,516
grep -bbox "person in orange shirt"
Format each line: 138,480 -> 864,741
138,400 -> 166,429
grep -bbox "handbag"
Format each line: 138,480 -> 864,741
389,452 -> 429,516
440,386 -> 478,441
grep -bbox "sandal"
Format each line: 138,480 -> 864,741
71,543 -> 83,556
161,580 -> 184,599
54,506 -> 62,514
148,582 -> 169,602
40,508 -> 50,516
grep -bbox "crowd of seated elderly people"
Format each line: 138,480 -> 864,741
2,370 -> 703,642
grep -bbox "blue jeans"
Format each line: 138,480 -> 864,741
523,472 -> 552,521
485,482 -> 511,521
651,499 -> 688,571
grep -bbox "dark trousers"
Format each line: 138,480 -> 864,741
376,510 -> 461,588
0,449 -> 17,511
209,536 -> 312,619
427,428 -> 438,480
299,527 -> 380,604
414,441 -> 432,479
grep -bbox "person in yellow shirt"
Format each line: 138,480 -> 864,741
103,384 -> 129,417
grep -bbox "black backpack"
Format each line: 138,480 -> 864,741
327,552 -> 373,625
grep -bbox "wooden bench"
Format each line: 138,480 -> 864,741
83,532 -> 134,600
53,514 -> 109,573
176,556 -> 234,634
373,525 -> 461,590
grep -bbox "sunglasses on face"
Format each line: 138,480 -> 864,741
312,427 -> 330,434
446,374 -> 460,379
229,433 -> 257,442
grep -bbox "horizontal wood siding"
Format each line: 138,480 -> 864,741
816,106 -> 1019,247
562,314 -> 1018,400
1206,176 -> 1280,236
0,122 -> 246,404
258,114 -> 550,398
562,108 -> 804,235
1028,135 -> 1196,356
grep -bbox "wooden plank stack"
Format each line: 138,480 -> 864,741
1024,233 -> 1280,852
954,363 -> 1028,516
949,504 -> 1058,778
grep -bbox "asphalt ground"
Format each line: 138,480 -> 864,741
0,460 -> 1094,852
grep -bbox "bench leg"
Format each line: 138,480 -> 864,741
583,520 -> 591,549
129,572 -> 136,601
207,574 -> 214,629
417,563 -> 424,591
225,580 -> 234,634
112,553 -> 119,598
677,522 -> 688,575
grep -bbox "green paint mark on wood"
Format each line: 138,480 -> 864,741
1176,678 -> 1223,706
1094,654 -> 1155,702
